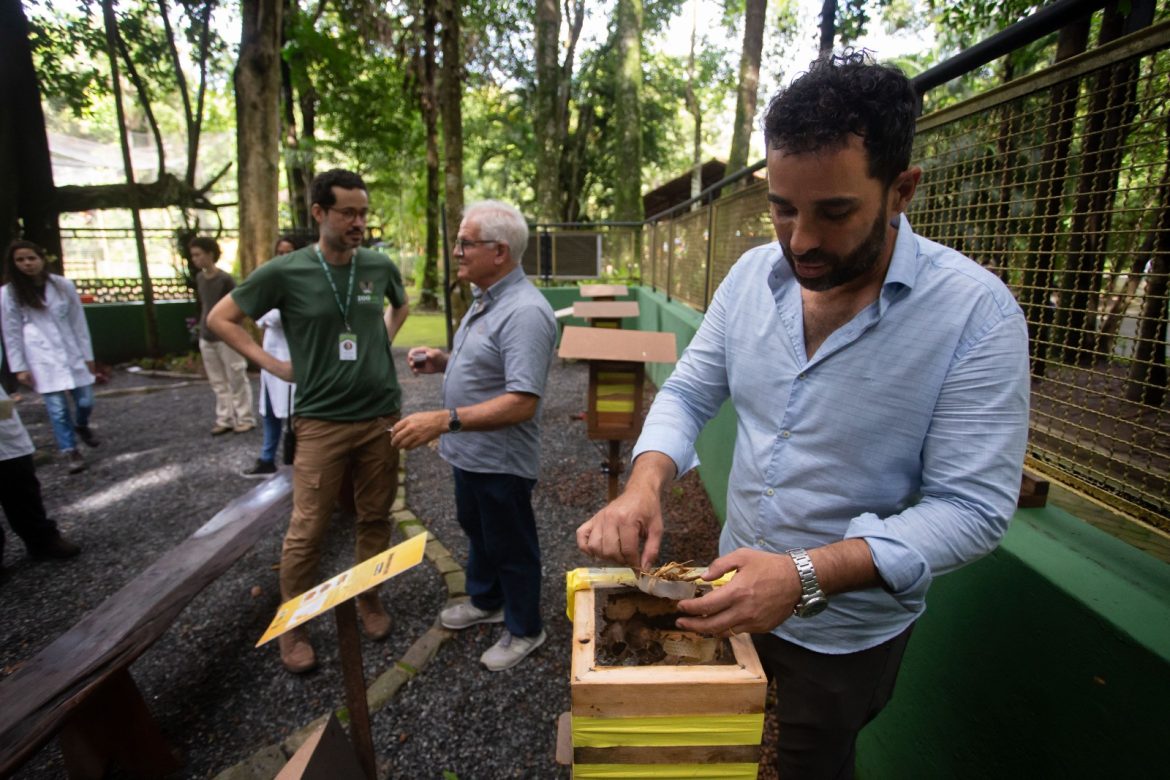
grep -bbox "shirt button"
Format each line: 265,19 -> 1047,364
798,373 -> 806,380
765,488 -> 774,496
781,430 -> 791,438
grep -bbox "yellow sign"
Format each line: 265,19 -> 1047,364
256,533 -> 427,646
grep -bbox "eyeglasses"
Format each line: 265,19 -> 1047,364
453,239 -> 499,252
327,207 -> 370,222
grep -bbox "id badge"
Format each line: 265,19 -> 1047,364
0,399 -> 12,420
339,332 -> 358,361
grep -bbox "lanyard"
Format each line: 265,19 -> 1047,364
314,245 -> 356,330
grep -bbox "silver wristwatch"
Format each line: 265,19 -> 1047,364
786,548 -> 829,618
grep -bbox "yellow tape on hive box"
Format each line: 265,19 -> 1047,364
564,566 -> 735,620
573,763 -> 758,779
565,567 -> 636,620
571,713 -> 764,748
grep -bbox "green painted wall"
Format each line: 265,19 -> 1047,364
553,285 -> 1170,777
84,301 -> 198,363
540,286 -> 640,344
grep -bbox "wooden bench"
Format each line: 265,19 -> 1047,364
0,471 -> 293,779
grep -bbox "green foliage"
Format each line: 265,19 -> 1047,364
26,0 -> 105,118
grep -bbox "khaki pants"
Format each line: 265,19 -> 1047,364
281,415 -> 400,600
200,338 -> 256,428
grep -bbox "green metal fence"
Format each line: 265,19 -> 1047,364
638,21 -> 1170,535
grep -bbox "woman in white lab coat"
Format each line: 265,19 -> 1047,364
1,241 -> 98,474
241,235 -> 300,478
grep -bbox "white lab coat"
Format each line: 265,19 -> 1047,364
0,345 -> 35,462
256,309 -> 295,418
1,276 -> 95,394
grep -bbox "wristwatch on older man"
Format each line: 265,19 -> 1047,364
787,548 -> 829,618
447,408 -> 463,432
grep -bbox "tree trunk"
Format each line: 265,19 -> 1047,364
1125,116 -> 1170,406
418,0 -> 440,310
533,0 -> 561,222
562,101 -> 594,224
280,0 -> 310,230
439,0 -> 469,322
818,0 -> 837,56
685,7 -> 701,203
727,0 -> 766,176
235,0 -> 283,276
1053,1 -> 1155,365
1021,20 -> 1090,378
102,0 -> 159,356
991,57 -> 1018,282
0,0 -> 61,260
613,0 -> 643,224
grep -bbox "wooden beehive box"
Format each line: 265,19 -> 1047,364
568,577 -> 766,778
558,326 -> 678,442
572,300 -> 640,330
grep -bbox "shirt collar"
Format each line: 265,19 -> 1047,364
766,213 -> 919,309
883,213 -> 918,291
472,264 -> 526,304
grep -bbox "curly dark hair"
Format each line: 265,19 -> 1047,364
3,240 -> 57,310
188,236 -> 221,260
311,169 -> 367,209
763,52 -> 917,187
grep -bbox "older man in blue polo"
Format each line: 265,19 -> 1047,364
391,200 -> 556,671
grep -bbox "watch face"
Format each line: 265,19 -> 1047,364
797,596 -> 829,618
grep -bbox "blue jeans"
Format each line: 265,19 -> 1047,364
41,384 -> 95,453
452,467 -> 541,637
260,402 -> 283,463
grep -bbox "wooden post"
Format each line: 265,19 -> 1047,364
334,599 -> 376,780
605,440 -> 622,501
57,668 -> 179,779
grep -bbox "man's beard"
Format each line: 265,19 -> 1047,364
323,227 -> 364,253
782,206 -> 890,292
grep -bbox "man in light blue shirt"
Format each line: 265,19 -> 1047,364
393,200 -> 556,672
578,54 -> 1029,778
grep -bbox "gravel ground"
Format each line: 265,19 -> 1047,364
1,350 -> 729,780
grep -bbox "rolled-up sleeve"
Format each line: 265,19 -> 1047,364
845,312 -> 1030,605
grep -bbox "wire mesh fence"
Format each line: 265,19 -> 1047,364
639,22 -> 1170,533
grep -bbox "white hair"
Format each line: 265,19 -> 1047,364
463,200 -> 529,264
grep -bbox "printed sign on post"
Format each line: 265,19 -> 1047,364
256,532 -> 427,646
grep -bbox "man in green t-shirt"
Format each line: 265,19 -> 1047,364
208,169 -> 410,674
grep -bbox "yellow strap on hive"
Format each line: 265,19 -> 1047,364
597,371 -> 636,383
573,763 -> 759,779
572,713 -> 764,747
565,567 -> 735,620
597,383 -> 635,395
565,568 -> 635,619
596,399 -> 636,413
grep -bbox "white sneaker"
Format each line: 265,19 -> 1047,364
440,601 -> 504,630
480,629 -> 546,672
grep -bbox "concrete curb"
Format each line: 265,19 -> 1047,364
213,464 -> 464,780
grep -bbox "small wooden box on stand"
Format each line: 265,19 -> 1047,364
578,283 -> 631,301
558,325 -> 678,501
572,300 -> 640,330
558,325 -> 676,442
560,568 -> 767,779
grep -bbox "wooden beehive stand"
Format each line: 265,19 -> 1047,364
560,569 -> 766,779
558,325 -> 677,501
578,284 -> 631,301
572,300 -> 640,330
